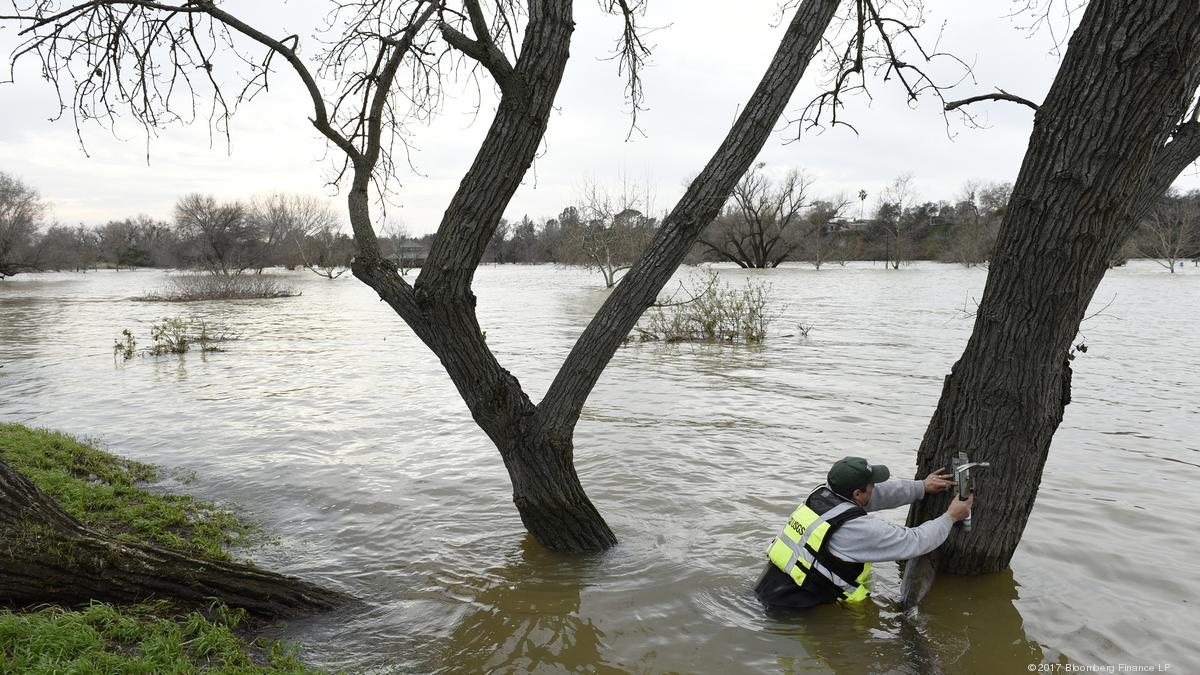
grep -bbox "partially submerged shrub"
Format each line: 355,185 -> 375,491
632,269 -> 777,343
114,316 -> 238,360
137,274 -> 300,302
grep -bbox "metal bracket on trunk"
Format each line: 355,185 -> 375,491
951,451 -> 990,531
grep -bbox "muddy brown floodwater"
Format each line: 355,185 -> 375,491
1,262 -> 1196,673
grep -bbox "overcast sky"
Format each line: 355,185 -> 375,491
2,1 -> 1197,234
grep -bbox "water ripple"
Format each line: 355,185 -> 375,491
1,262 -> 1197,672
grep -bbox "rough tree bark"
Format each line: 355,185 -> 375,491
0,460 -> 345,617
906,0 -> 1200,574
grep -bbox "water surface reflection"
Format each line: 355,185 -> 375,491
1,263 -> 1197,672
437,536 -> 624,674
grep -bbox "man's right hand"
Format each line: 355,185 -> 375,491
947,493 -> 974,522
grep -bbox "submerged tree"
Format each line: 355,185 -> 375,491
908,0 -> 1200,574
1135,191 -> 1199,273
246,193 -> 317,272
298,222 -> 354,279
244,192 -> 345,276
37,224 -> 98,271
174,194 -> 257,276
698,163 -> 813,268
799,197 -> 850,269
0,171 -> 45,279
876,173 -> 917,269
943,181 -> 1010,268
94,215 -> 172,270
558,179 -> 656,287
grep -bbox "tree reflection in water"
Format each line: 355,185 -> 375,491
766,567 -> 1051,674
439,535 -> 625,674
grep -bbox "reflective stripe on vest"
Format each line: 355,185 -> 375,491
766,500 -> 872,602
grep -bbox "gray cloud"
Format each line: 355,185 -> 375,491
1,1 -> 1195,233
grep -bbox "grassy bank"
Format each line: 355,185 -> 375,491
0,424 -> 319,673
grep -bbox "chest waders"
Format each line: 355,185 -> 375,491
766,486 -> 872,603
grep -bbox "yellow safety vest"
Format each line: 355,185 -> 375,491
766,488 -> 872,603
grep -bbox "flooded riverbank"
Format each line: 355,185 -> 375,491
1,262 -> 1196,673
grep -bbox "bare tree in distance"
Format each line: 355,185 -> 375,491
94,220 -> 135,270
247,193 -> 334,272
379,218 -> 419,275
800,196 -> 851,269
1,0 -> 973,574
877,172 -> 917,269
484,217 -> 511,264
174,194 -> 257,276
1135,191 -> 1199,273
944,180 -> 1010,268
37,224 -> 98,272
250,194 -> 351,278
558,176 -> 656,287
0,170 -> 45,279
699,163 -> 814,268
299,223 -> 354,278
94,215 -> 171,270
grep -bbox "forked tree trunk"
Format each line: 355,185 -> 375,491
500,434 -> 617,550
0,460 -> 345,618
906,0 -> 1200,574
351,0 -> 843,552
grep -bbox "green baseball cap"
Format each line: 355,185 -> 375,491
828,456 -> 890,496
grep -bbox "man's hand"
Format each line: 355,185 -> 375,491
923,468 -> 956,494
947,493 -> 974,522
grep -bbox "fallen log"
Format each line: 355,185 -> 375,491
0,459 -> 346,619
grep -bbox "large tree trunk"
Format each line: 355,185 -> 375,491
0,460 -> 346,618
907,0 -> 1200,574
501,434 -> 617,551
351,0 -> 843,552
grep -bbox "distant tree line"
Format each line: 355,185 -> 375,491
4,168 -> 1198,281
0,171 -> 383,279
484,169 -> 1020,272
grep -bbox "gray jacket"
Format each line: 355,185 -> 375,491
824,479 -> 953,563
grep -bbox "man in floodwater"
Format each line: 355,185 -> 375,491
754,456 -> 973,610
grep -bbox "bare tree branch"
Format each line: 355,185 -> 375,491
944,88 -> 1040,112
439,0 -> 518,93
598,0 -> 654,139
793,0 -> 974,134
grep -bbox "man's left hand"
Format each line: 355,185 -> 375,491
923,468 -> 956,494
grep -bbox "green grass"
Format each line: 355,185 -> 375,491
0,601 -> 315,674
0,424 -> 257,560
0,425 -> 318,674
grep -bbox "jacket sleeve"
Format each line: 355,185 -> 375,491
864,478 -> 925,512
825,513 -> 954,563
